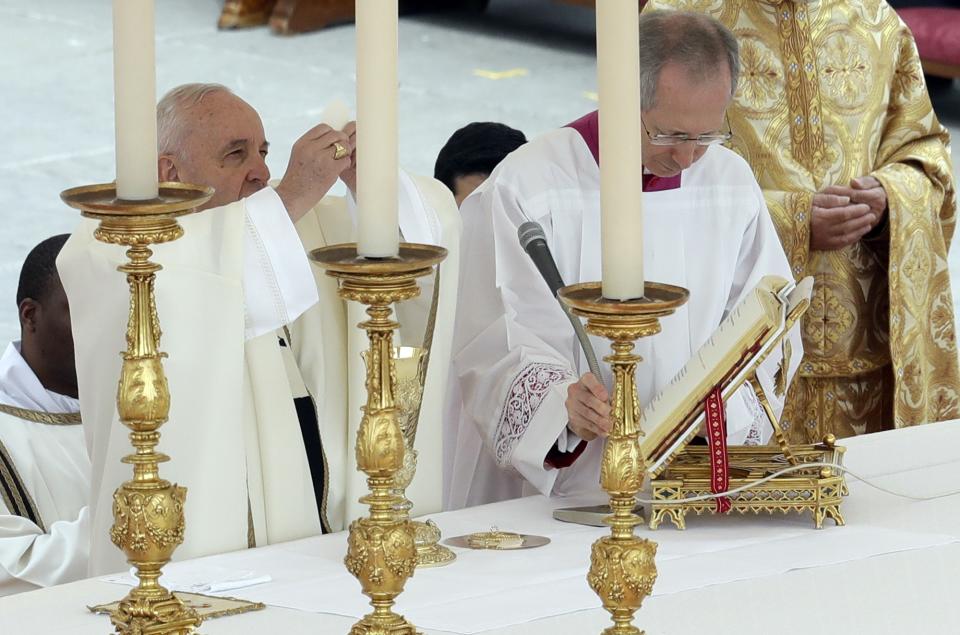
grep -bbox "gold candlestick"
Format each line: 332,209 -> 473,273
311,242 -> 447,635
62,182 -> 213,635
559,281 -> 689,635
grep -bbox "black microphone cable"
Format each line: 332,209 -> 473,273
518,221 -> 602,380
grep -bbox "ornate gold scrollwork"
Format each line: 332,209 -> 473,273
559,281 -> 689,635
311,242 -> 447,635
62,182 -> 213,635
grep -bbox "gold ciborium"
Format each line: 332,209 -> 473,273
390,347 -> 456,568
311,243 -> 447,635
558,281 -> 689,635
61,183 -> 213,635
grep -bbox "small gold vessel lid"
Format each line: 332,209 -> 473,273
444,527 -> 550,550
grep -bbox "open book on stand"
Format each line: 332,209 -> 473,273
641,274 -> 811,475
554,275 -> 849,530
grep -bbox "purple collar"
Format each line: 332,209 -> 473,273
566,110 -> 682,192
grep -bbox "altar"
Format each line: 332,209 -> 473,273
2,421 -> 958,635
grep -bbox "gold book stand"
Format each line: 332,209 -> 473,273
646,296 -> 848,531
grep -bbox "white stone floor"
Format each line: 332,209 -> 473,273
0,0 -> 958,346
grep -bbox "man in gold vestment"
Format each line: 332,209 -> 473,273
645,1 -> 959,442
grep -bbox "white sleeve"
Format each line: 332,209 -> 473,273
243,187 -> 320,340
453,179 -> 582,496
0,507 -> 89,594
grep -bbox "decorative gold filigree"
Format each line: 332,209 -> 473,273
466,529 -> 525,550
345,520 -> 417,592
0,403 -> 81,425
649,439 -> 847,530
311,242 -> 447,635
587,537 -> 658,634
90,591 -> 266,622
94,226 -> 184,247
61,182 -> 212,635
111,488 -> 186,553
558,281 -> 688,635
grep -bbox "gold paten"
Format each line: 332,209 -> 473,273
391,347 -> 456,568
62,182 -> 213,635
558,281 -> 689,635
311,242 -> 447,635
444,528 -> 550,550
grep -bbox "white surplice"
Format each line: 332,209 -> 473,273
0,342 -> 89,596
59,187 -> 324,576
446,129 -> 801,510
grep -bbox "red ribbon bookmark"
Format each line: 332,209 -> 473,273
705,387 -> 732,514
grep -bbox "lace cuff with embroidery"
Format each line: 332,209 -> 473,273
493,363 -> 575,468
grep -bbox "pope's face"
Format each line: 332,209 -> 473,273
161,91 -> 271,210
641,62 -> 732,178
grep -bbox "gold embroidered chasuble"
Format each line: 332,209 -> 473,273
645,0 -> 960,441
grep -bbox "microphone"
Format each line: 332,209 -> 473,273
518,222 -> 565,297
517,221 -> 602,379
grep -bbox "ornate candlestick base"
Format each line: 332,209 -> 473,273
311,243 -> 447,635
558,282 -> 689,635
62,183 -> 213,635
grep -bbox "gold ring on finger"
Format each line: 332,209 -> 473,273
332,142 -> 348,160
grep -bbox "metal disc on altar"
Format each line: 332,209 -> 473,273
444,528 -> 550,550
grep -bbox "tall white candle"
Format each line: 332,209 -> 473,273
597,0 -> 644,300
112,0 -> 159,200
356,0 -> 400,258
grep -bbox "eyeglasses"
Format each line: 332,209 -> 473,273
641,116 -> 732,146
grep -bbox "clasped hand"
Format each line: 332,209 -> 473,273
810,175 -> 887,251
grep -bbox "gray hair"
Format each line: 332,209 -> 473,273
157,83 -> 233,156
638,10 -> 740,111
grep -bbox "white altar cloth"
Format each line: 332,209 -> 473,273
1,423 -> 958,635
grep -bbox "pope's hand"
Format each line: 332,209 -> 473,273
339,121 -> 358,197
565,373 -> 612,441
275,123 -> 353,222
809,189 -> 876,251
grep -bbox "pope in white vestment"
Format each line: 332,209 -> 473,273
60,187 -> 327,576
446,111 -> 802,509
60,172 -> 459,576
0,342 -> 88,596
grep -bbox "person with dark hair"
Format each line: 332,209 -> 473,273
434,122 -> 527,206
0,234 -> 89,595
13,234 -> 76,402
446,11 -> 801,508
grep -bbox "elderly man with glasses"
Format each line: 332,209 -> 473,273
445,10 -> 801,509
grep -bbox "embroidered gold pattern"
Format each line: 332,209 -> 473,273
645,0 -> 960,439
0,404 -> 81,425
776,1 -> 825,172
